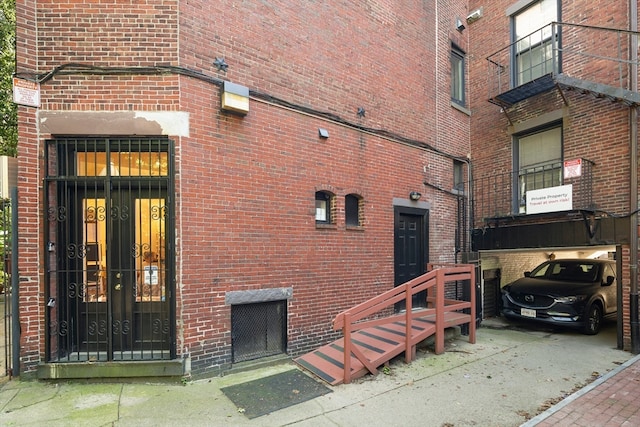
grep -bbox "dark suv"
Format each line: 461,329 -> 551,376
501,259 -> 617,334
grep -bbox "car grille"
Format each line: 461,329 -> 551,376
508,293 -> 555,309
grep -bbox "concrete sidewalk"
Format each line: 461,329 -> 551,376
0,320 -> 632,426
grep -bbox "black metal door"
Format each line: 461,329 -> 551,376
104,187 -> 169,355
394,207 -> 429,312
45,137 -> 174,362
108,189 -> 135,353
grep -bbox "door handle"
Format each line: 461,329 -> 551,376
115,283 -> 122,291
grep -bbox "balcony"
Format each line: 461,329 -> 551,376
471,158 -> 594,226
487,22 -> 640,108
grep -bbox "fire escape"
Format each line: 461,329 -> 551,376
474,22 -> 639,249
487,22 -> 640,119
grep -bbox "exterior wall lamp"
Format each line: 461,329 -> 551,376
221,81 -> 249,115
409,191 -> 422,201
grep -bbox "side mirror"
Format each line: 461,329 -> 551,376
524,271 -> 531,278
603,275 -> 615,286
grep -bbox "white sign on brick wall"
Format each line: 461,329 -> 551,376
526,184 -> 573,214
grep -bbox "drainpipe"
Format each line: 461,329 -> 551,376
630,0 -> 639,354
11,186 -> 19,375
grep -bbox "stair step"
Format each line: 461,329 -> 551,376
294,311 -> 471,385
295,265 -> 477,386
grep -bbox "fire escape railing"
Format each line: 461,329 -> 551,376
487,22 -> 640,107
470,158 -> 595,226
475,22 -> 638,228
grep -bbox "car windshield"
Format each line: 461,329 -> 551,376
530,261 -> 600,282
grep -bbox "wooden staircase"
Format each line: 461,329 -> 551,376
294,264 -> 476,385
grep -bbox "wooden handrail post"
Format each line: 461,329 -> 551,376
343,311 -> 352,384
469,265 -> 477,344
405,280 -> 413,363
435,269 -> 445,354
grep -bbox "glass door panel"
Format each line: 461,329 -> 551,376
83,198 -> 107,302
135,198 -> 166,302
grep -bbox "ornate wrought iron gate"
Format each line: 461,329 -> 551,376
44,137 -> 175,362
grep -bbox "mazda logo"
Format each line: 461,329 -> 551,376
524,295 -> 534,302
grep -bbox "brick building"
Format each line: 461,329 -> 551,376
9,0 -> 640,380
467,0 -> 639,352
13,1 -> 471,378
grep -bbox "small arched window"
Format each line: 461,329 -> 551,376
345,194 -> 362,227
315,191 -> 333,224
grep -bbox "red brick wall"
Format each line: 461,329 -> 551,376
178,1 -> 473,372
180,1 -> 460,143
468,0 -> 637,350
177,0 -> 472,372
34,0 -> 180,111
15,0 -> 44,374
468,0 -> 633,214
176,84 -> 468,372
15,0 -> 182,374
16,0 -> 473,375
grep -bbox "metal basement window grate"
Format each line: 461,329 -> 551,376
231,300 -> 287,363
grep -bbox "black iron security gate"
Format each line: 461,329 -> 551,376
231,301 -> 287,363
44,137 -> 175,362
1,195 -> 13,377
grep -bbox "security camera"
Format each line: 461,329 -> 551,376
466,8 -> 482,24
456,17 -> 466,31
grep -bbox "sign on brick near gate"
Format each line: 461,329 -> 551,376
13,77 -> 40,108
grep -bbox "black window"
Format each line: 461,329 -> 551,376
345,194 -> 362,227
451,46 -> 466,106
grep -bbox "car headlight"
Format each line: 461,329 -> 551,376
554,295 -> 587,304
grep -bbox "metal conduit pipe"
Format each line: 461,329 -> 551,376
630,0 -> 639,354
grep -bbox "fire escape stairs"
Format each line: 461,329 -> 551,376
294,265 -> 477,386
490,73 -> 640,125
554,74 -> 640,106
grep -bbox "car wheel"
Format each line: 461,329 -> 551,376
583,303 -> 602,335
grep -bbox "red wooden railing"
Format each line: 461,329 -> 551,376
331,264 -> 476,384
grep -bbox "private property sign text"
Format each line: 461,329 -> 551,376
13,77 -> 40,107
526,184 -> 573,214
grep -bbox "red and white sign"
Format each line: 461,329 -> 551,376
563,158 -> 582,179
13,77 -> 40,107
